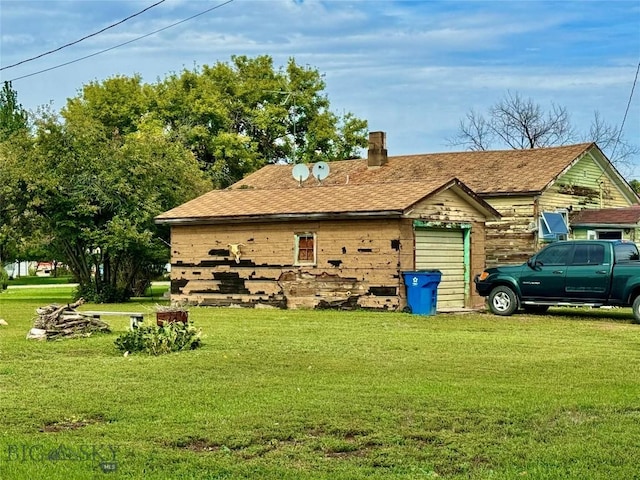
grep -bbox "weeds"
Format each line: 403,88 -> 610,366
114,321 -> 201,355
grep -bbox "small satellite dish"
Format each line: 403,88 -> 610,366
312,161 -> 330,181
292,164 -> 310,185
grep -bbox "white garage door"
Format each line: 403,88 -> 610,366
415,228 -> 466,309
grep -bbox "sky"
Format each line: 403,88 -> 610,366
1,0 -> 639,177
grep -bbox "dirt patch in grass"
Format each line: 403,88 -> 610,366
40,415 -> 106,432
173,437 -> 225,452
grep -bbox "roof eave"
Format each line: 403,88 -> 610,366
572,222 -> 639,228
155,210 -> 405,225
479,190 -> 542,198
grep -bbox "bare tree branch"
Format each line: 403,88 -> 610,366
451,92 -> 637,170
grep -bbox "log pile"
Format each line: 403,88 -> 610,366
27,299 -> 111,340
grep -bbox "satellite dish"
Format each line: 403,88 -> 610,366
292,164 -> 310,185
312,161 -> 330,181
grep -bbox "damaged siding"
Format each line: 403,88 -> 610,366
482,155 -> 634,267
409,189 -> 488,308
484,196 -> 536,266
169,218 -> 413,310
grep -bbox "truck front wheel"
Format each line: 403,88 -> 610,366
488,286 -> 518,316
632,296 -> 640,324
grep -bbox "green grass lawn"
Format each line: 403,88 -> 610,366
0,286 -> 639,479
7,275 -> 77,286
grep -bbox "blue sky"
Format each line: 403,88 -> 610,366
1,0 -> 639,176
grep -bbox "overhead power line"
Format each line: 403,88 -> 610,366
1,0 -> 166,71
6,0 -> 235,83
610,59 -> 640,161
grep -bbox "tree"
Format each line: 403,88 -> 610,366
449,91 -> 638,167
17,108 -> 210,301
151,55 -> 368,187
1,56 -> 367,300
0,82 -> 30,267
0,81 -> 28,141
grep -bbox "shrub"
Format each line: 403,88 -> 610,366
115,321 -> 202,356
75,283 -> 131,303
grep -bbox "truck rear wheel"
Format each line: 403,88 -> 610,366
632,296 -> 640,324
488,286 -> 518,316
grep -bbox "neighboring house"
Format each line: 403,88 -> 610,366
156,132 -> 638,310
570,206 -> 640,241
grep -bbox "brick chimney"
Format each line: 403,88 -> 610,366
367,131 -> 387,168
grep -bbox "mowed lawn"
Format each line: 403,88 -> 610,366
0,286 -> 639,479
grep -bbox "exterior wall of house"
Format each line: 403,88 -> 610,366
481,155 -> 636,266
169,218 -> 414,310
168,189 -> 490,311
572,226 -> 638,241
483,196 -> 536,266
549,155 -> 632,210
408,188 -> 488,308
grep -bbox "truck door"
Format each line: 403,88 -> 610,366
520,243 -> 573,299
564,243 -> 610,299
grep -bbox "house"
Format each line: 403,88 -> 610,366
155,133 -> 500,311
234,138 -> 637,266
155,132 -> 638,310
570,206 -> 640,241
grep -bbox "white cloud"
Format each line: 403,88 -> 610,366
1,0 -> 638,175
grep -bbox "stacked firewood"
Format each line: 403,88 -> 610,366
27,299 -> 110,340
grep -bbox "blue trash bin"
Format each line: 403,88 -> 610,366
402,271 -> 442,315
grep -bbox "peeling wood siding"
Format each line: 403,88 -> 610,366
410,189 -> 487,222
469,221 -> 486,308
481,157 -> 636,266
411,191 -> 489,307
484,196 -> 536,266
553,156 -> 632,209
169,218 -> 414,310
168,189 -> 491,310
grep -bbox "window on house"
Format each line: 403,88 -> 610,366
597,231 -> 623,240
295,233 -> 316,265
540,211 -> 569,242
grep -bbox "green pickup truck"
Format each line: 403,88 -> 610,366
474,240 -> 640,323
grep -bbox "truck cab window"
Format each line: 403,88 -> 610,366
572,244 -> 605,265
535,243 -> 573,266
615,244 -> 640,262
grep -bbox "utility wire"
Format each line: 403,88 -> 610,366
6,0 -> 235,83
1,0 -> 166,71
610,59 -> 640,161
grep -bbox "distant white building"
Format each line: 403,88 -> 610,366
3,261 -> 36,278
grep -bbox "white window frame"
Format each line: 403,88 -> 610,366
539,210 -> 569,242
294,233 -> 316,266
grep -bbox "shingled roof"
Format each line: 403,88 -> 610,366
572,206 -> 640,226
156,141 -> 631,224
232,142 -> 597,195
155,178 -> 499,224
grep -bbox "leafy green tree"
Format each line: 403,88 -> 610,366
1,56 -> 366,300
0,81 -> 28,141
151,55 -> 368,187
0,82 -> 30,266
21,109 -> 209,301
629,179 -> 640,194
